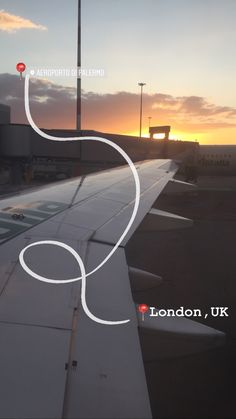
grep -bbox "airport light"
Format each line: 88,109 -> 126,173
77,0 -> 81,131
148,116 -> 152,132
138,82 -> 146,138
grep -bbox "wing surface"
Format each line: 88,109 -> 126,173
0,159 -> 178,418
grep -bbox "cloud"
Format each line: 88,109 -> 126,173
179,95 -> 236,117
0,10 -> 47,32
0,74 -> 75,129
0,73 -> 235,135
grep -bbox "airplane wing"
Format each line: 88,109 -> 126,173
0,159 -> 224,419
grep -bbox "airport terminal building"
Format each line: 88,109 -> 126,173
0,103 -> 198,185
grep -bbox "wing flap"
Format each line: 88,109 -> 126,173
0,323 -> 70,419
138,312 -> 225,360
62,243 -> 152,419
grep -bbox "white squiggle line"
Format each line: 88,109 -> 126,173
22,74 -> 140,282
19,74 -> 141,325
20,241 -> 129,325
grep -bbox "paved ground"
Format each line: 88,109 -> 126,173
126,178 -> 236,418
1,175 -> 236,418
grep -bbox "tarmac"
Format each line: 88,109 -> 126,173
0,175 -> 235,418
126,176 -> 236,419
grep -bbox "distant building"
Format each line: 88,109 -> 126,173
0,103 -> 198,183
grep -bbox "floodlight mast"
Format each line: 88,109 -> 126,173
138,82 -> 146,138
77,0 -> 81,131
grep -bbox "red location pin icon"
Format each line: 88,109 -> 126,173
138,304 -> 149,321
16,62 -> 26,80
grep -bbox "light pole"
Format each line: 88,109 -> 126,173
77,0 -> 81,131
148,116 -> 152,133
138,82 -> 146,138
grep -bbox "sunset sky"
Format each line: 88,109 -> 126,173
0,0 -> 236,144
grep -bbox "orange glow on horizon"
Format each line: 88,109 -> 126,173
115,126 -> 236,145
40,114 -> 236,146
